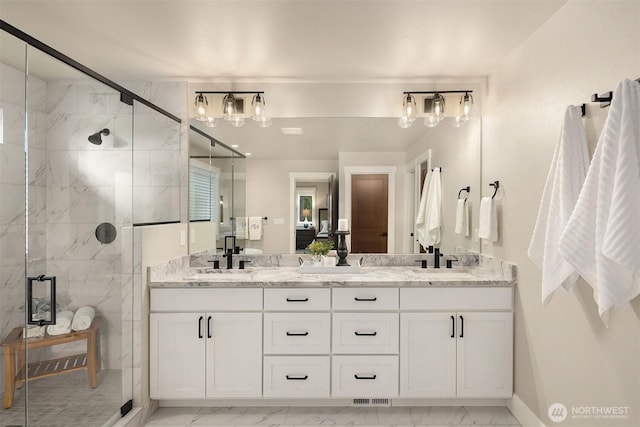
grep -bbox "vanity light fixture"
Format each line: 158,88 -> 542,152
194,93 -> 208,121
194,91 -> 272,128
398,90 -> 473,128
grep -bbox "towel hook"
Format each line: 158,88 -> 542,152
458,186 -> 470,199
489,181 -> 500,199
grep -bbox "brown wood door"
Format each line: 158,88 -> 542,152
351,174 -> 388,253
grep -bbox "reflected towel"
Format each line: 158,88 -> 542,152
235,217 -> 248,239
478,197 -> 497,242
559,79 -> 640,324
72,306 -> 95,331
248,216 -> 263,240
454,198 -> 469,236
416,168 -> 442,247
528,105 -> 589,305
47,310 -> 74,336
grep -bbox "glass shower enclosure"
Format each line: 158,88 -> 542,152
0,21 -> 181,426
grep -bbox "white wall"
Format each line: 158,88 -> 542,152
483,1 -> 640,425
245,158 -> 338,253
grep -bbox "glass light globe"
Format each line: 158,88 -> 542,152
424,115 -> 440,128
194,93 -> 208,121
251,94 -> 267,121
398,116 -> 414,128
222,93 -> 236,120
460,92 -> 474,117
432,93 -> 445,121
402,94 -> 416,121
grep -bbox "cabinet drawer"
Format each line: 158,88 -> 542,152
264,288 -> 330,311
332,313 -> 399,354
332,355 -> 398,397
264,313 -> 330,354
400,287 -> 512,311
263,356 -> 330,398
151,288 -> 263,312
332,288 -> 398,311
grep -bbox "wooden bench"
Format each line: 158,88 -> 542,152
1,318 -> 100,409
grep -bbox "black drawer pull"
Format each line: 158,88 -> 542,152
354,374 -> 377,380
459,315 -> 464,338
286,375 -> 308,380
207,316 -> 212,338
198,316 -> 203,339
286,297 -> 309,302
450,315 -> 455,338
354,297 -> 377,302
354,331 -> 377,336
286,331 -> 309,336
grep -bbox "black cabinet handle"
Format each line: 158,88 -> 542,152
207,316 -> 212,338
286,331 -> 309,336
451,315 -> 455,338
354,297 -> 377,302
286,297 -> 309,302
354,331 -> 377,336
198,316 -> 204,339
354,374 -> 377,380
459,315 -> 464,338
286,375 -> 308,381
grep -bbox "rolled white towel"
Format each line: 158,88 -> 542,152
24,325 -> 45,338
72,306 -> 95,331
47,310 -> 74,336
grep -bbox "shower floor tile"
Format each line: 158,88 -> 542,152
0,369 -> 122,427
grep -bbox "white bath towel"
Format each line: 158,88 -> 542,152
559,79 -> 640,325
528,105 -> 590,305
416,168 -> 442,247
234,217 -> 248,240
478,197 -> 497,242
72,306 -> 95,331
454,198 -> 469,236
248,216 -> 263,241
47,310 -> 74,336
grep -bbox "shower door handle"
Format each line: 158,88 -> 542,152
27,275 -> 57,326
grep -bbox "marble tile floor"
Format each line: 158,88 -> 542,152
143,406 -> 521,427
0,369 -> 122,427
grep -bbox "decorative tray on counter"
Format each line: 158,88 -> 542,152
298,260 -> 361,274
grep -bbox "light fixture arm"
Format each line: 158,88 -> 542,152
402,90 -> 473,95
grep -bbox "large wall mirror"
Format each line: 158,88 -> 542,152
188,124 -> 246,254
189,116 -> 480,255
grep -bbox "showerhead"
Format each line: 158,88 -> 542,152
88,128 -> 110,145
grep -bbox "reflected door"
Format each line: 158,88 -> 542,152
351,174 -> 388,253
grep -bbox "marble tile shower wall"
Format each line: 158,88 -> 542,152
0,62 -> 48,389
43,79 -> 134,370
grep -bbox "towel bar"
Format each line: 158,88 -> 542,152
489,181 -> 500,199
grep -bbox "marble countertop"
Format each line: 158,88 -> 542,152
148,266 -> 516,288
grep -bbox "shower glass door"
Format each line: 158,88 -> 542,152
25,45 -> 134,427
0,28 -> 134,425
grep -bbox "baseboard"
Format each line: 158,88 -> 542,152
111,406 -> 142,427
508,394 -> 547,427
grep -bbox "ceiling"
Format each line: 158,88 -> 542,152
0,0 -> 567,158
0,0 -> 566,82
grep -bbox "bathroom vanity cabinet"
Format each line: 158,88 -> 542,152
399,288 -> 513,398
149,289 -> 263,399
150,284 -> 513,402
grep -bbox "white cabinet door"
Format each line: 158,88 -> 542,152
400,313 -> 456,397
456,312 -> 513,398
205,312 -> 263,398
150,312 -> 206,399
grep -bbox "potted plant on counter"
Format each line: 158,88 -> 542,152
307,240 -> 334,265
